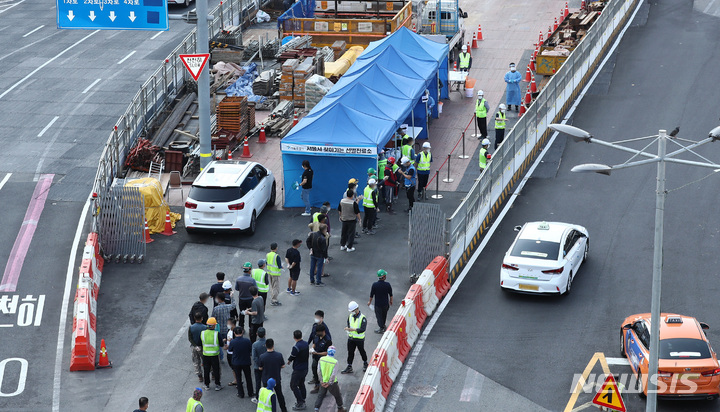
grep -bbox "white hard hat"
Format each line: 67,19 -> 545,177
348,301 -> 359,312
368,178 -> 377,185
461,44 -> 467,51
400,156 -> 410,164
499,104 -> 506,110
477,90 -> 484,96
400,124 -> 408,130
482,138 -> 491,146
222,280 -> 232,290
422,142 -> 431,149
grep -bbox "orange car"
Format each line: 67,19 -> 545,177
620,313 -> 720,400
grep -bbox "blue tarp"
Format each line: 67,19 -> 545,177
281,27 -> 449,208
277,0 -> 315,29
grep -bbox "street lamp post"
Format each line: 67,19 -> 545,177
549,123 -> 720,412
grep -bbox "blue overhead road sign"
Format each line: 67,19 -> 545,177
56,0 -> 169,31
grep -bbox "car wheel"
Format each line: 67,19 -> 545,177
247,211 -> 257,235
620,329 -> 626,357
268,182 -> 276,206
565,273 -> 573,294
637,372 -> 646,398
583,240 -> 589,262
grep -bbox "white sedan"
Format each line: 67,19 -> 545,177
500,221 -> 589,295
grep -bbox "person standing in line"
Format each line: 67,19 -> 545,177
475,90 -> 490,139
186,388 -> 204,412
504,62 -> 522,111
235,263 -> 257,329
494,104 -> 507,150
253,259 -> 270,311
189,292 -> 209,325
228,326 -> 255,399
397,157 -> 416,213
313,346 -> 346,412
226,318 -> 238,386
338,190 -> 360,252
479,138 -> 492,171
306,227 -> 327,287
222,281 -> 235,305
244,286 -> 265,343
211,292 -> 234,340
458,44 -> 472,72
201,317 -> 222,391
308,323 -> 332,393
368,270 -> 393,334
287,330 -> 309,410
266,243 -> 283,307
361,179 -> 378,235
383,157 -> 397,214
300,160 -> 313,217
401,136 -> 415,163
209,272 -> 225,308
415,142 -> 432,198
259,339 -> 288,412
251,327 -> 268,404
341,301 -> 368,374
132,396 -> 148,412
285,239 -> 304,292
188,312 -> 206,382
307,310 -> 332,344
257,378 -> 278,412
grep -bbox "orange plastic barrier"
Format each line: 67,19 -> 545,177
387,314 -> 409,362
404,284 -> 427,327
69,317 -> 95,371
426,256 -> 450,298
370,348 -> 393,397
351,385 -> 375,412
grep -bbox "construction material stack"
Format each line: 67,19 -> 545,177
280,59 -> 299,102
293,59 -> 314,108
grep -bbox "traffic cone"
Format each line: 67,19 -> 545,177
160,210 -> 176,236
565,2 -> 569,18
519,104 -> 526,117
553,17 -> 558,31
292,110 -> 299,126
547,26 -> 552,39
227,150 -> 233,160
477,24 -> 483,40
240,136 -> 252,158
143,219 -> 153,243
524,87 -> 532,105
467,42 -> 471,53
471,32 -> 478,48
453,61 -> 457,71
530,76 -> 538,93
524,64 -> 532,82
581,0 -> 586,10
258,123 -> 266,144
529,55 -> 536,72
97,339 -> 112,369
539,31 -> 544,43
533,43 -> 539,60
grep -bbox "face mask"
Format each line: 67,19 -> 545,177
227,324 -> 233,330
314,318 -> 321,323
510,68 -> 516,72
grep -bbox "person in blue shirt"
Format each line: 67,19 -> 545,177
504,62 -> 522,111
228,327 -> 254,399
287,330 -> 309,410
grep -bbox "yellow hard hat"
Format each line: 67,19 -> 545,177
207,317 -> 217,325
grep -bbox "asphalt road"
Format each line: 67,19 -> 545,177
0,0 -> 213,409
392,1 -> 720,411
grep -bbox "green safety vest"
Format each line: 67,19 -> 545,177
186,398 -> 203,412
417,152 -> 431,171
476,98 -> 487,118
319,355 -> 338,383
257,387 -> 274,412
348,313 -> 366,339
392,163 -> 399,173
378,159 -> 387,180
252,269 -> 269,293
266,251 -> 280,277
312,212 -> 321,223
459,52 -> 471,69
401,144 -> 412,159
495,111 -> 506,130
362,186 -> 375,209
479,148 -> 488,169
201,329 -> 219,356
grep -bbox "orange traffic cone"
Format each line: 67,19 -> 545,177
143,219 -> 153,243
292,110 -> 299,126
530,76 -> 538,93
240,136 -> 252,158
471,32 -> 478,48
539,31 -> 543,43
533,43 -> 539,60
227,150 -> 233,160
453,61 -> 457,71
467,42 -> 471,53
565,2 -> 569,18
524,64 -> 532,82
547,26 -> 552,39
97,339 -> 112,368
519,104 -> 526,117
524,87 -> 532,105
553,17 -> 558,31
258,123 -> 266,144
581,0 -> 586,10
477,24 -> 483,41
160,210 -> 176,236
529,55 -> 536,72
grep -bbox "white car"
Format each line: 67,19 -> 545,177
184,160 -> 276,234
500,221 -> 589,295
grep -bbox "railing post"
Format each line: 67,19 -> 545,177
458,131 -> 469,159
443,154 -> 454,183
431,171 -> 443,199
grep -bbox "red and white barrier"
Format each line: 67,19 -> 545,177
70,232 -> 104,371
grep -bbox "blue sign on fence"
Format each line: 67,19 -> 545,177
56,0 -> 169,31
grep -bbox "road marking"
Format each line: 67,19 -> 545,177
22,24 -> 44,37
0,30 -> 98,101
117,50 -> 136,65
0,32 -> 58,62
459,368 -> 484,403
0,0 -> 26,14
52,196 -> 90,412
705,0 -> 718,13
0,358 -> 28,397
0,173 -> 11,191
565,353 -> 612,412
82,78 -> 102,94
37,116 -> 59,137
606,357 -> 630,366
150,31 -> 163,40
0,174 -> 54,292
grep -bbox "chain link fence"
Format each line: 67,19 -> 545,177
408,202 -> 447,282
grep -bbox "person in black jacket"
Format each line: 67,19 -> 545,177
189,293 -> 209,324
307,224 -> 328,287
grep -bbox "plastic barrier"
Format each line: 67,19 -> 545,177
361,364 -> 386,411
397,300 -> 419,349
416,269 -> 439,315
426,256 -> 450,298
376,330 -> 402,385
70,232 -> 104,372
350,384 -> 375,412
386,314 -> 410,362
404,284 -> 427,327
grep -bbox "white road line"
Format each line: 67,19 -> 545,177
164,319 -> 190,355
22,24 -> 44,37
0,30 -> 98,101
52,197 -> 90,412
605,357 -> 631,366
0,32 -> 58,62
705,0 -> 718,13
0,173 -> 11,191
150,31 -> 163,40
117,50 -> 136,65
0,0 -> 26,14
385,0 -> 645,408
82,78 -> 102,94
37,116 -> 59,137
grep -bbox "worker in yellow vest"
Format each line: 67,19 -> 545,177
266,243 -> 283,306
475,90 -> 490,139
415,142 -> 432,198
479,139 -> 491,171
341,301 -> 368,374
186,388 -> 204,412
256,377 -> 277,412
313,346 -> 346,412
494,104 -> 507,150
361,179 -> 378,235
458,44 -> 472,72
252,260 -> 270,311
401,136 -> 415,162
201,317 -> 222,390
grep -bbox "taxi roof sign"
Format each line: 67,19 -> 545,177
592,375 -> 626,412
537,222 -> 550,230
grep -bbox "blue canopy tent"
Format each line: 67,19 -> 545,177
281,27 -> 448,208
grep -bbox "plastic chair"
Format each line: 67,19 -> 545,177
167,171 -> 183,201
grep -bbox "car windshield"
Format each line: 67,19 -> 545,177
510,239 -> 560,260
659,338 -> 712,359
189,186 -> 244,202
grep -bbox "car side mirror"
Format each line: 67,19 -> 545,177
700,322 -> 710,330
513,225 -> 522,232
622,324 -> 632,331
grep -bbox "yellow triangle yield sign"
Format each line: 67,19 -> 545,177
592,374 -> 626,411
